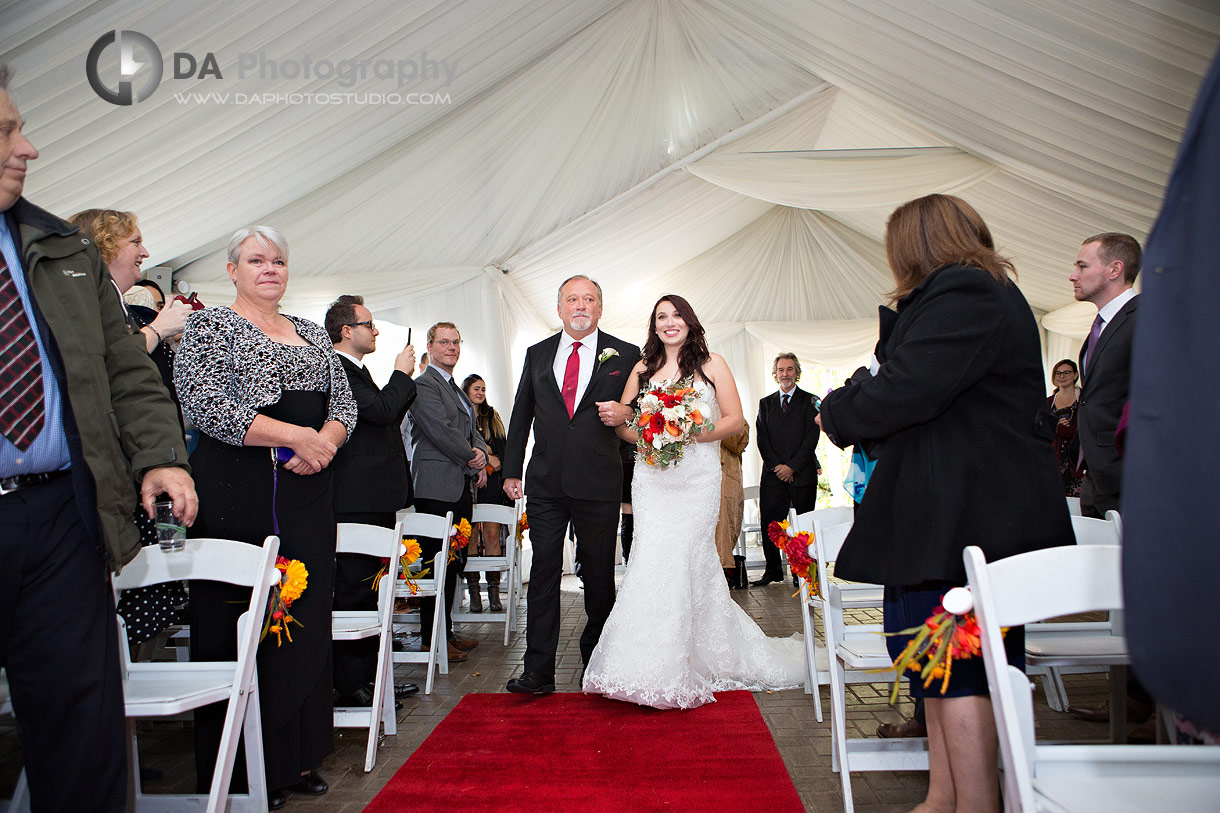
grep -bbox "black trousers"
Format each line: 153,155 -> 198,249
524,495 -> 619,679
758,472 -> 818,576
333,510 -> 396,696
0,474 -> 125,812
414,491 -> 472,646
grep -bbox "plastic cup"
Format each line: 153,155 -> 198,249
155,499 -> 186,552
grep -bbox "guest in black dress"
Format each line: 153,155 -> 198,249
818,195 -> 1072,813
463,374 -> 510,613
68,209 -> 196,650
1048,358 -> 1084,497
174,225 -> 356,810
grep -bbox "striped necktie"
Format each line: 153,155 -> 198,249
0,254 -> 46,450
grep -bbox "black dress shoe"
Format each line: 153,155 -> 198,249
395,682 -> 420,699
506,671 -> 556,695
268,789 -> 287,810
289,770 -> 328,796
751,572 -> 783,587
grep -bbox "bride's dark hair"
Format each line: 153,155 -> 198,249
639,294 -> 715,391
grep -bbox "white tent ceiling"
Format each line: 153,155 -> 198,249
4,0 -> 1218,477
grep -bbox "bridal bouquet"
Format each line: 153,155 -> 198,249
634,378 -> 716,468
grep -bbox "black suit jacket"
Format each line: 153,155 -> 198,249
503,331 -> 639,502
756,387 -> 821,486
819,265 -> 1072,585
1077,295 -> 1138,500
332,355 -> 416,514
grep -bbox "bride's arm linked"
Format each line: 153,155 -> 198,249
694,354 -> 744,443
612,361 -> 646,444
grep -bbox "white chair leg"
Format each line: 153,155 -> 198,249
832,661 -> 854,812
126,718 -> 141,806
239,683 -> 268,813
809,634 -> 824,724
365,638 -> 389,772
10,769 -> 30,813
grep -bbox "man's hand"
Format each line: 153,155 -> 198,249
773,464 -> 795,483
596,400 -> 632,427
468,447 -> 487,470
504,477 -> 523,501
141,466 -> 198,525
394,343 -> 416,376
476,469 -> 488,488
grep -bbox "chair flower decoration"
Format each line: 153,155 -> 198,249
885,586 -> 1004,701
371,537 -> 428,595
447,518 -> 472,562
262,556 -> 308,646
767,520 -> 818,599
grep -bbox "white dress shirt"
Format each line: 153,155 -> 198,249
1095,287 -> 1137,338
553,329 -> 598,409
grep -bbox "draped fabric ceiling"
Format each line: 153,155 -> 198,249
5,0 -> 1218,483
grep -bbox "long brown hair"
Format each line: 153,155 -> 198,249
639,295 -> 715,391
462,374 -> 505,440
885,194 -> 1015,302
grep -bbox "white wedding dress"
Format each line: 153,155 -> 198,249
583,380 -> 805,709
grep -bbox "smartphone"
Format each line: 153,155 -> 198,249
407,327 -> 412,345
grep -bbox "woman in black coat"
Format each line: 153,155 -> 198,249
818,194 -> 1072,813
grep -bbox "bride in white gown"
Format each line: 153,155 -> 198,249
583,295 -> 804,709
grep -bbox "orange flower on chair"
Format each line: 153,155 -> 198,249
262,556 -> 308,646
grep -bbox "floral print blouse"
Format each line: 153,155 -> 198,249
174,307 -> 356,446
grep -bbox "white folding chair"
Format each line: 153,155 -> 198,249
735,484 -> 764,571
392,510 -> 453,695
817,520 -> 928,811
332,521 -> 404,772
453,501 -> 522,645
789,506 -> 855,721
965,543 -> 1220,813
114,536 -> 280,813
1025,513 -> 1125,718
1065,496 -> 1082,516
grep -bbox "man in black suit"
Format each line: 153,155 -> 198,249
326,295 -> 419,702
754,352 -> 822,586
1071,233 -> 1140,518
502,275 -> 640,695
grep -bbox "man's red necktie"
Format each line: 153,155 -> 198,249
562,341 -> 582,417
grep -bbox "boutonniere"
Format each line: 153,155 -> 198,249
597,348 -> 620,364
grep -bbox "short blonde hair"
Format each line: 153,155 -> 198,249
427,321 -> 459,344
69,209 -> 138,265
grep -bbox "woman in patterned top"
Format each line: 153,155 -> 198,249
174,225 -> 355,810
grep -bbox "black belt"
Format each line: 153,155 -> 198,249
0,469 -> 71,496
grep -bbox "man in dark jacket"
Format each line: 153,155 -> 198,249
754,352 -> 821,586
1071,233 -> 1140,518
326,295 -> 419,703
0,67 -> 195,812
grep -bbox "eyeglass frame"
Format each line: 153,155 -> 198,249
1052,369 -> 1076,377
431,338 -> 462,348
347,320 -> 376,331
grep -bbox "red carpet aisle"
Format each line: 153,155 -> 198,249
364,690 -> 804,812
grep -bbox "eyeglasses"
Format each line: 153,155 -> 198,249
1053,370 -> 1076,377
348,320 -> 375,331
432,339 -> 462,348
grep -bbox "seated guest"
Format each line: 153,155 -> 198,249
175,225 -> 356,810
462,374 -> 509,613
69,209 -> 194,655
409,323 -> 488,663
325,295 -> 420,705
133,278 -> 166,310
1048,358 -> 1083,497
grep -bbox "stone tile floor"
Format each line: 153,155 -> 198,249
1,573 -> 1114,812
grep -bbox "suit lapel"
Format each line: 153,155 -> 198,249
574,332 -> 612,414
1083,297 -> 1136,387
540,334 -> 565,406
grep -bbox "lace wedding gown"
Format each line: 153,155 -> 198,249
583,380 -> 805,709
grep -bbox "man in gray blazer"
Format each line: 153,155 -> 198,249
409,321 -> 489,663
1070,232 -> 1140,518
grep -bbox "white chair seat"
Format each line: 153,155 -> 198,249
332,610 -> 381,640
1036,776 -> 1220,813
1026,636 -> 1128,665
123,672 -> 235,715
839,585 -> 884,607
836,632 -> 891,669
